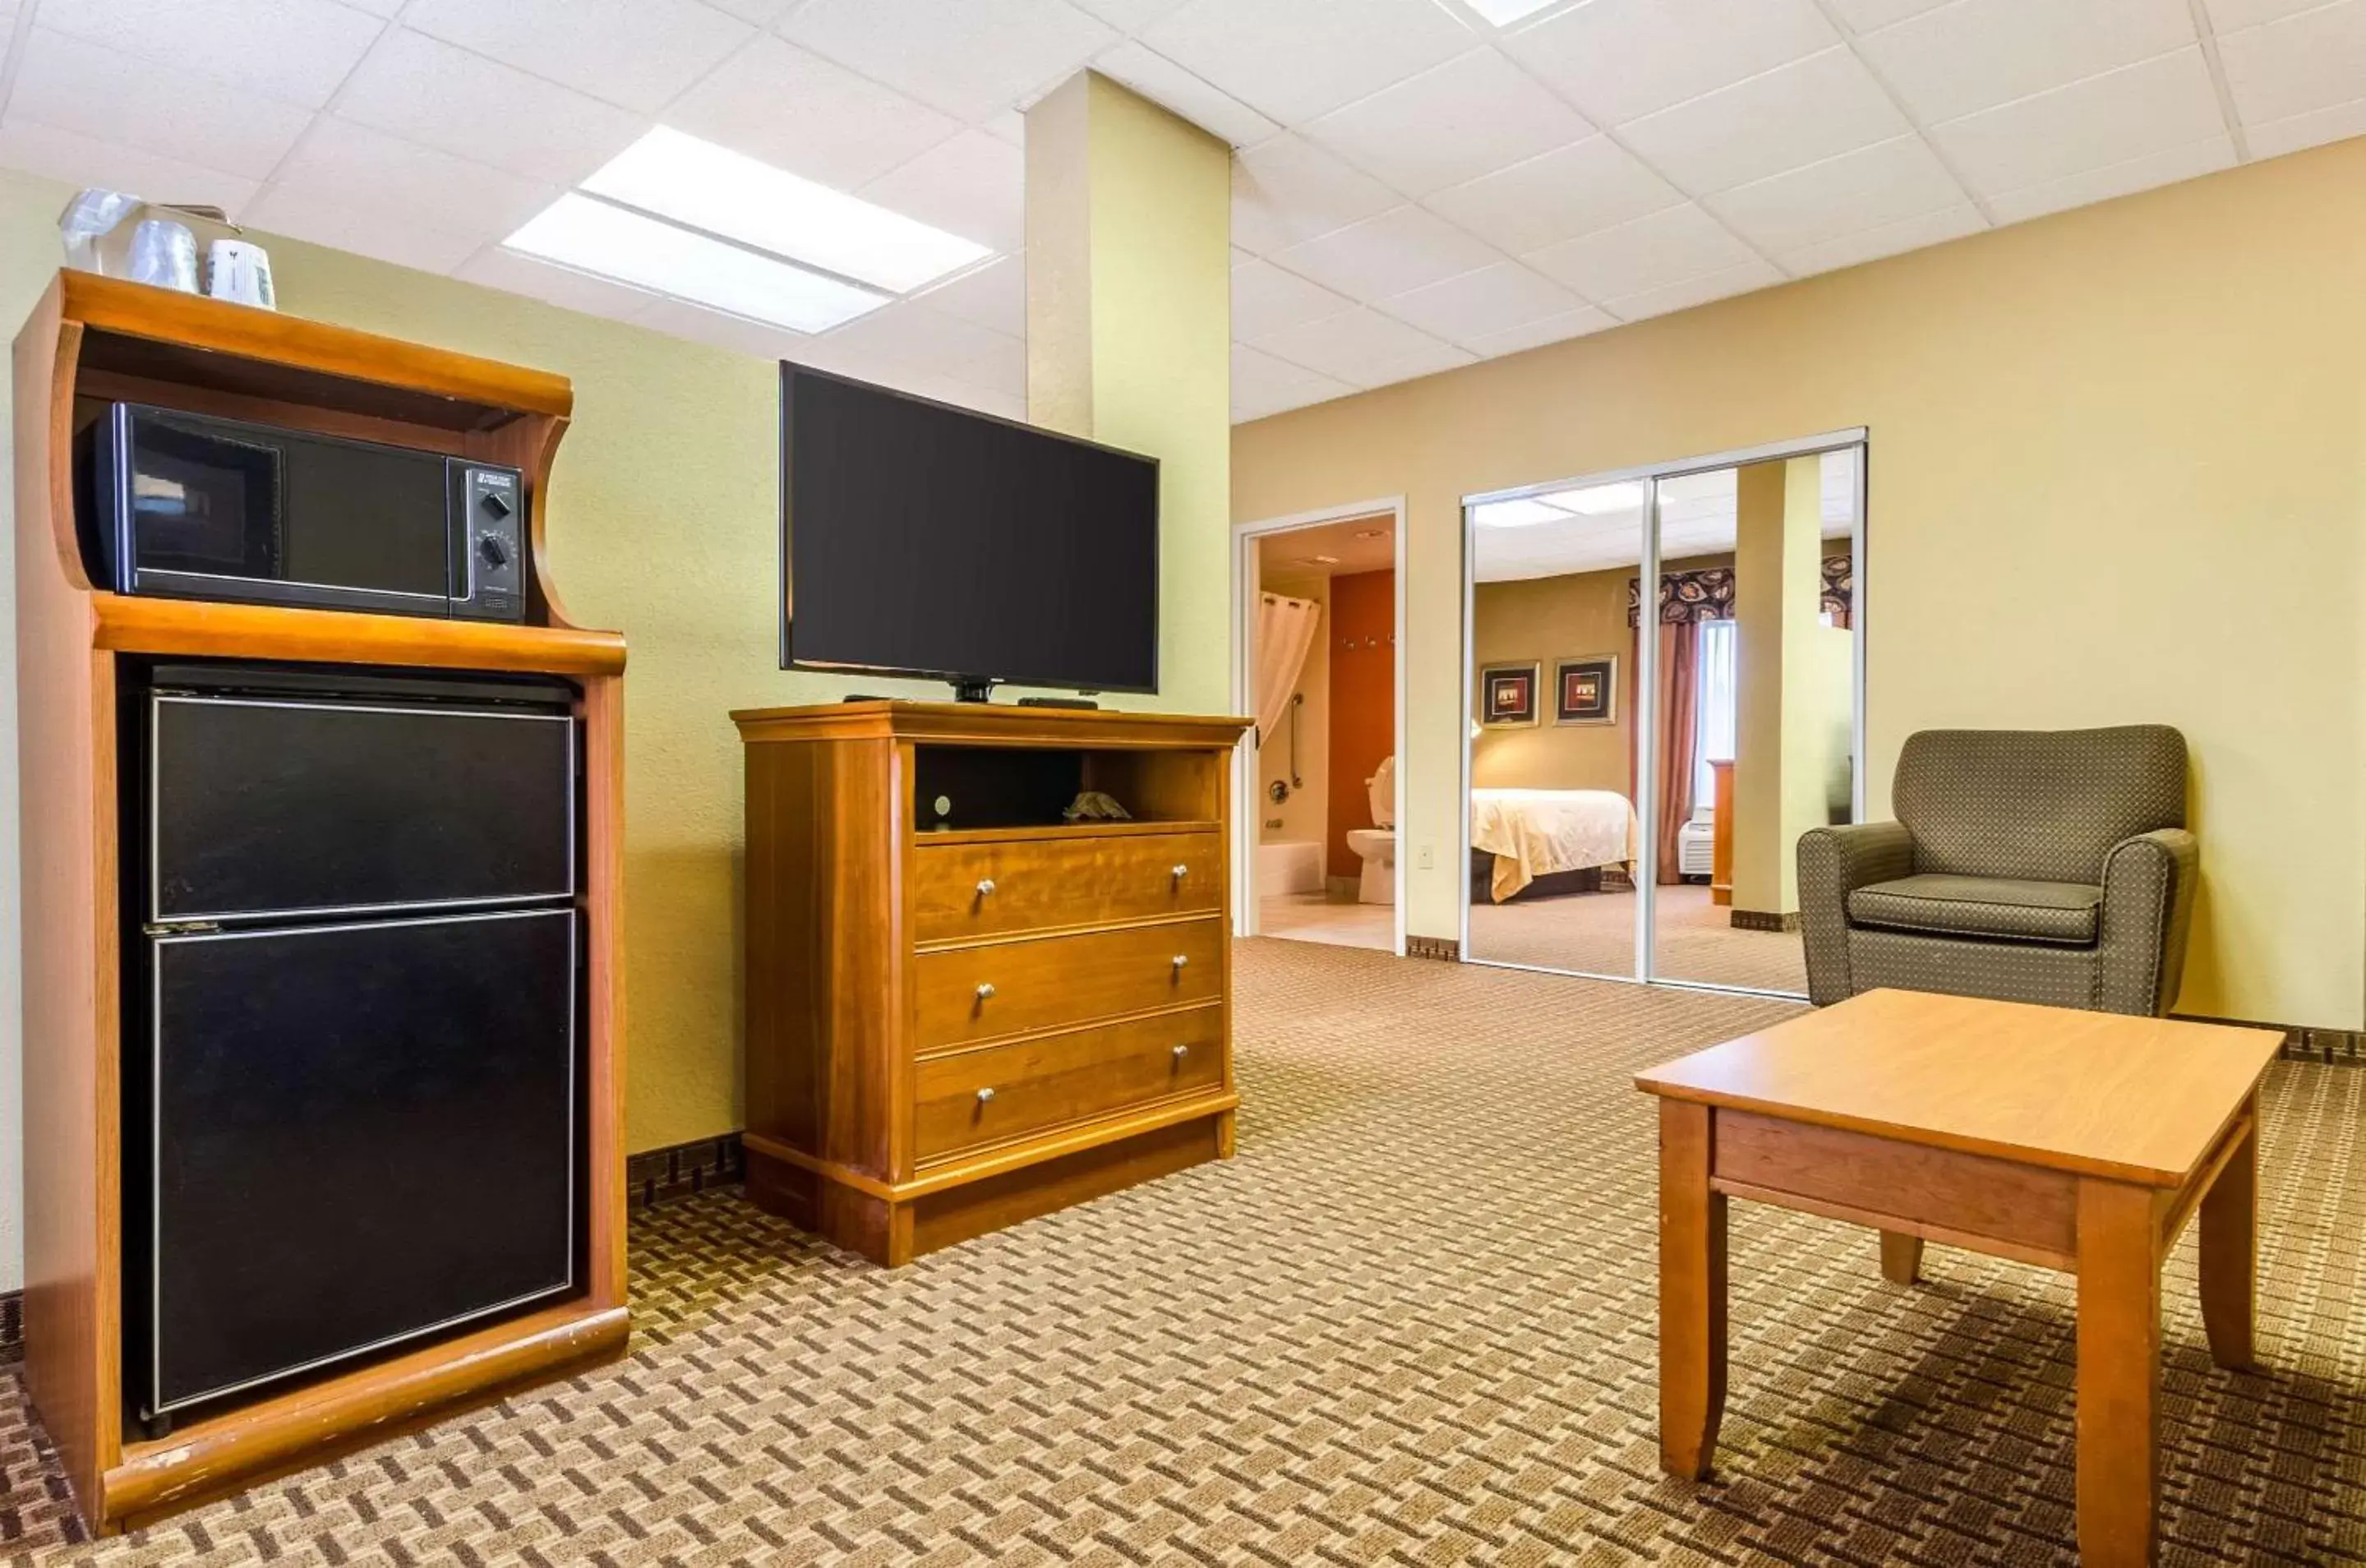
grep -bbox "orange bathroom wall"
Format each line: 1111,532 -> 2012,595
1326,568 -> 1395,881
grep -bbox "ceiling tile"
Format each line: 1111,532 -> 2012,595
1459,303 -> 1617,359
1253,307 -> 1475,386
1501,0 -> 1836,125
700,0 -> 797,20
1232,257 -> 1357,339
1072,0 -> 1192,28
668,37 -> 962,191
1983,133 -> 2234,224
337,27 -> 645,186
1775,201 -> 1986,276
242,187 -> 487,274
783,0 -> 1116,122
2244,93 -> 2366,158
822,297 -> 1024,383
335,0 -> 404,14
1704,136 -> 1965,255
1929,46 -> 2225,198
1852,0 -> 2196,126
2216,0 -> 2366,125
1422,136 -> 1683,255
637,294 -> 815,358
1602,256 -> 1784,321
1231,342 -> 1354,421
1300,48 -> 1592,198
402,0 -> 751,113
0,117 -> 258,212
35,0 -> 385,110
980,110 -> 1029,146
456,247 -> 663,322
9,28 -> 313,179
1522,201 -> 1757,301
1617,48 -> 1909,196
1231,134 -> 1400,255
271,118 -> 557,246
1373,260 -> 1584,346
2202,0 -> 2332,31
1090,40 -> 1281,147
859,130 -> 1026,251
1824,0 -> 1951,27
910,253 -> 1026,336
1141,0 -> 1479,124
1269,205 -> 1502,301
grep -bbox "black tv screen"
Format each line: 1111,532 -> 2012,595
780,364 -> 1160,695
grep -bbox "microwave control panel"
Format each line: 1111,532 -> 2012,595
453,464 -> 527,623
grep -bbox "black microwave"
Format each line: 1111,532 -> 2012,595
77,403 -> 528,621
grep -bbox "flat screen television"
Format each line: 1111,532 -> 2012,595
780,363 -> 1160,701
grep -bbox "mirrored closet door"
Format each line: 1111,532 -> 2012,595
1462,436 -> 1865,1000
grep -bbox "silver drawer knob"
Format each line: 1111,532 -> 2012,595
1171,1044 -> 1189,1060
1171,864 -> 1189,880
1171,955 -> 1188,972
975,878 -> 996,898
975,982 -> 997,1001
975,1086 -> 996,1104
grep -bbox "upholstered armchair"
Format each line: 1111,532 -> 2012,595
1797,726 -> 2197,1017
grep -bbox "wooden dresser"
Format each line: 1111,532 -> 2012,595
734,700 -> 1251,1266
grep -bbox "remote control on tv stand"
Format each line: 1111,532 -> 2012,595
1017,697 -> 1100,709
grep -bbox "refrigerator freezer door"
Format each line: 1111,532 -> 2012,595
141,907 -> 577,1418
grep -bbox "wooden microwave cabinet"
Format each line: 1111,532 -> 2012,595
734,701 -> 1251,1266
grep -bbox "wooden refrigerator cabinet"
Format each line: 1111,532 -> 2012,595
735,701 -> 1250,1266
13,271 -> 630,1533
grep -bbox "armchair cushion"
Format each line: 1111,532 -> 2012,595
1847,874 -> 2104,946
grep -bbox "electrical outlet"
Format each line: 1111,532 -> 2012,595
1416,843 -> 1434,870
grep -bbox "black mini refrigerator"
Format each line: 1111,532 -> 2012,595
123,662 -> 583,1428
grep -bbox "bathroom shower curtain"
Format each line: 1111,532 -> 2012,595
1254,592 -> 1322,746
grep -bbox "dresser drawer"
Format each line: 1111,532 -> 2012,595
915,917 -> 1225,1049
912,829 -> 1222,944
915,1005 -> 1225,1163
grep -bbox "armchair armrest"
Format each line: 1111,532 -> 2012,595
1797,821 -> 1914,1005
2097,827 -> 2199,1016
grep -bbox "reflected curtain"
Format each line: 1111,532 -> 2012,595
1654,622 -> 1700,884
1253,592 -> 1321,746
1622,620 -> 1701,883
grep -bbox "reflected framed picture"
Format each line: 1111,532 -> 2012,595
1554,653 -> 1618,726
1480,662 -> 1539,728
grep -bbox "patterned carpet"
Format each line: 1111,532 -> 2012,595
2,938 -> 2363,1564
1468,883 -> 1811,996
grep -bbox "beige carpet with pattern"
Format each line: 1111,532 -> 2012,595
2,938 -> 2361,1563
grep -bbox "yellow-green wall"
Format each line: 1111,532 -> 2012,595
0,160 -> 1233,1261
1234,136 -> 2366,1031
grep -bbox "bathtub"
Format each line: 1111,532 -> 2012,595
1257,840 -> 1324,897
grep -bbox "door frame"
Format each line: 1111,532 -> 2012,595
1231,496 -> 1409,956
1458,427 -> 1868,998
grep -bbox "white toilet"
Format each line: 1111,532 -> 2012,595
1345,755 -> 1396,905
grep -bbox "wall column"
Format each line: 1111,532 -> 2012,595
1730,454 -> 1828,921
1025,71 -> 1231,713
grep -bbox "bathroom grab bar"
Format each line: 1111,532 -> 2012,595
1289,692 -> 1303,789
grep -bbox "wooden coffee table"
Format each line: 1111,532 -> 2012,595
1635,989 -> 2281,1567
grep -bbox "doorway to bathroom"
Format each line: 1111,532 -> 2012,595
1233,498 -> 1405,954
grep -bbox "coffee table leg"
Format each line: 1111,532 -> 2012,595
2198,1099 -> 2258,1371
2076,1178 -> 2161,1567
1659,1099 -> 1726,1481
1879,1231 -> 1923,1284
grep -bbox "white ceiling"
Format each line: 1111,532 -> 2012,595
3,0 -> 2359,427
1472,452 -> 1856,580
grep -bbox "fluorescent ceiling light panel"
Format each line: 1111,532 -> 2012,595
582,127 -> 990,294
1539,481 -> 1645,515
1463,0 -> 1564,24
1470,497 -> 1571,528
505,194 -> 888,334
